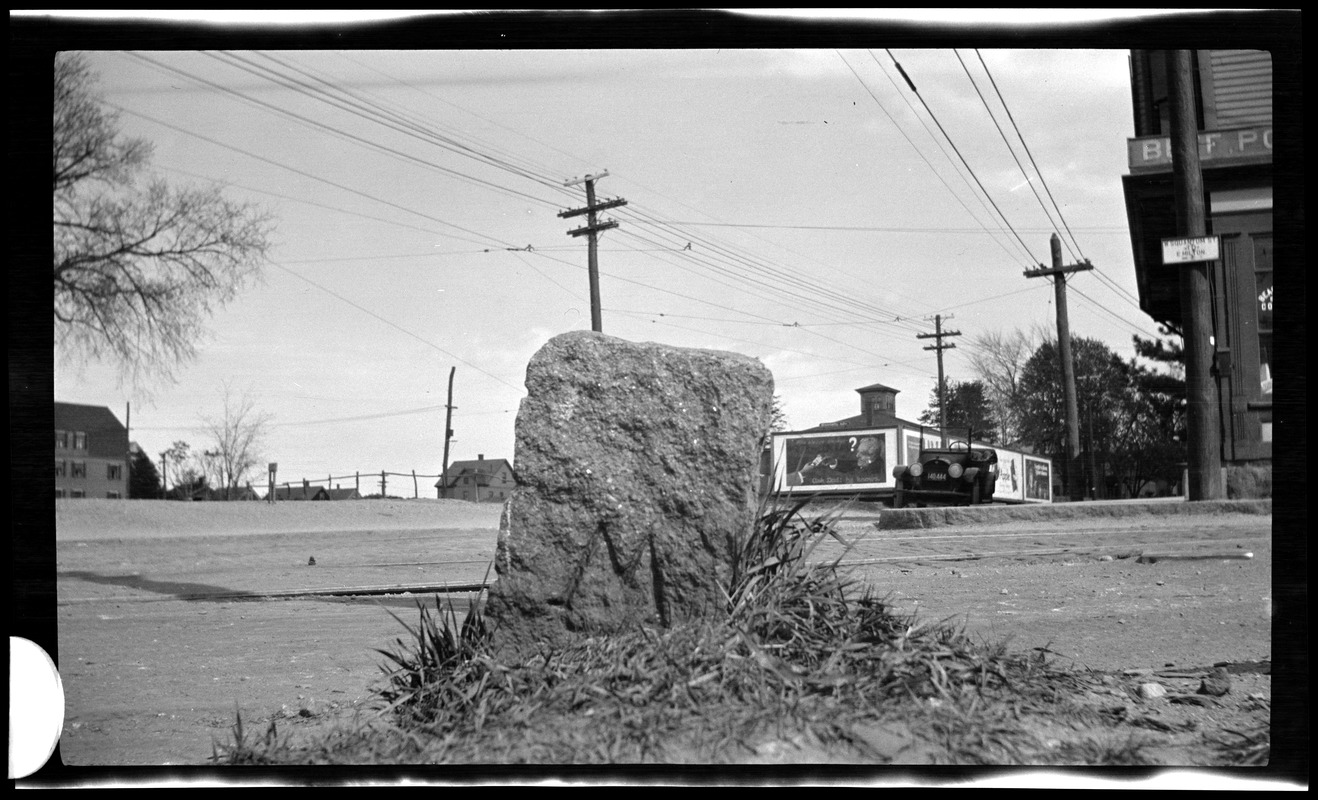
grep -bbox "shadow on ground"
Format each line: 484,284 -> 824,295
58,570 -> 255,602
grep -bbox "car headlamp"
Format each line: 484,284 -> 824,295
947,463 -> 963,479
908,462 -> 923,478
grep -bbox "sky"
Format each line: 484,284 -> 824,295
43,10 -> 1193,495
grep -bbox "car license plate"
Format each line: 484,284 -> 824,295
927,473 -> 946,481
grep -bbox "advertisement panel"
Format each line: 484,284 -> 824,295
1024,456 -> 1053,502
773,430 -> 893,492
994,450 -> 1025,503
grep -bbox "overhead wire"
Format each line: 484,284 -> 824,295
269,260 -> 526,392
246,50 -> 936,351
293,47 -> 959,353
954,49 -> 1069,260
881,49 -> 1042,265
839,49 -> 1035,269
970,50 -> 1148,315
115,50 -> 1144,395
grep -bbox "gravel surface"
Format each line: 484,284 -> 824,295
50,498 -> 1277,769
55,498 -> 504,541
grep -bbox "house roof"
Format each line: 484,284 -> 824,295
54,402 -> 128,459
324,488 -> 361,501
436,458 -> 512,488
275,485 -> 329,501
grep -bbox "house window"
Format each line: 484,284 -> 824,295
106,491 -> 122,499
56,460 -> 67,477
56,430 -> 69,449
70,489 -> 86,498
73,431 -> 87,450
71,461 -> 87,478
107,464 -> 122,480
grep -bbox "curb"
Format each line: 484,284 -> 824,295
875,498 -> 1272,530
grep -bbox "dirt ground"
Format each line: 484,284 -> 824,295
48,499 -> 1277,770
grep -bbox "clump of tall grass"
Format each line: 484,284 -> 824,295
372,592 -> 490,725
1226,463 -> 1272,499
1210,724 -> 1270,766
214,494 -> 1158,765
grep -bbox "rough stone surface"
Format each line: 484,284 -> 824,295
484,331 -> 774,657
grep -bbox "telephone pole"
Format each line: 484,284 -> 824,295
1167,49 -> 1223,500
559,171 -> 627,332
440,366 -> 455,500
1024,233 -> 1093,499
917,314 -> 960,446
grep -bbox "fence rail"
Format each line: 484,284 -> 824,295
269,469 -> 449,500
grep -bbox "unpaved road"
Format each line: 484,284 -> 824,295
48,499 -> 1273,767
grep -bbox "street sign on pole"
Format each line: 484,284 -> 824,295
1161,235 -> 1220,264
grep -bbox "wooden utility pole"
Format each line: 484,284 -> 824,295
1167,49 -> 1224,501
124,401 -> 131,498
917,314 -> 960,446
1024,234 -> 1093,499
440,366 -> 455,499
560,171 -> 627,332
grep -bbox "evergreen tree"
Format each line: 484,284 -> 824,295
128,447 -> 162,499
918,377 -> 999,442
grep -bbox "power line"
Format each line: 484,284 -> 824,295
838,49 -> 1035,269
955,49 -> 1068,258
628,220 -> 1131,234
883,49 -> 1041,265
270,261 -> 525,392
967,50 -> 1147,312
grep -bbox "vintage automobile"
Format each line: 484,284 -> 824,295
891,436 -> 999,508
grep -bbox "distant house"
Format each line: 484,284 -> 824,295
325,487 -> 362,501
203,484 -> 263,502
55,402 -> 128,499
435,454 -> 514,503
274,483 -> 330,501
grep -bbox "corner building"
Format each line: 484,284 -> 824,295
1121,49 -> 1273,464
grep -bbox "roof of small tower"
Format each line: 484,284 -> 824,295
855,382 -> 900,394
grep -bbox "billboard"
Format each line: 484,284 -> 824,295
1024,456 -> 1053,502
995,449 -> 1025,503
774,430 -> 893,492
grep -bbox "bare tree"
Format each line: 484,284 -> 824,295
964,325 -> 1049,447
199,385 -> 273,500
53,53 -> 274,386
161,440 -> 205,500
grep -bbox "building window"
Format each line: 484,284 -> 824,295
56,430 -> 69,449
106,491 -> 122,499
107,463 -> 123,480
71,461 -> 87,478
73,431 -> 87,450
56,460 -> 67,477
70,489 -> 86,498
56,488 -> 66,499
